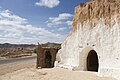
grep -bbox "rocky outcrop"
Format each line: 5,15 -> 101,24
56,0 -> 120,80
73,0 -> 120,31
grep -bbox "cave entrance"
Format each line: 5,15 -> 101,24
87,50 -> 99,72
45,51 -> 52,68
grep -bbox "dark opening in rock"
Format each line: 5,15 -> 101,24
87,50 -> 99,72
45,51 -> 52,68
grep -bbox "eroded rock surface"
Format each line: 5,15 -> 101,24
56,0 -> 120,80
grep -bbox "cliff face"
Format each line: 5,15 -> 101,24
73,0 -> 120,31
56,0 -> 120,80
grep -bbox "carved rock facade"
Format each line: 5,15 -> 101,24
56,0 -> 120,80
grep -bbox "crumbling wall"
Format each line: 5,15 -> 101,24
36,45 -> 59,68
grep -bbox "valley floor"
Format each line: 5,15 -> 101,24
0,67 -> 113,80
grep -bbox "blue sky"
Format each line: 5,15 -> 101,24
0,0 -> 87,44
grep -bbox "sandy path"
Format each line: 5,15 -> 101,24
0,67 -> 113,80
0,58 -> 36,75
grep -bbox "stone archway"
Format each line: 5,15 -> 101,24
87,50 -> 99,72
76,46 -> 99,71
45,51 -> 52,68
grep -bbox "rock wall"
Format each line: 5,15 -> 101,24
56,0 -> 120,80
36,44 -> 59,68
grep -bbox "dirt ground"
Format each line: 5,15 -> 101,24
0,67 -> 113,80
0,55 -> 114,80
0,58 -> 36,76
0,54 -> 36,60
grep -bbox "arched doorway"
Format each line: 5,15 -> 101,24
45,51 -> 52,68
87,50 -> 99,72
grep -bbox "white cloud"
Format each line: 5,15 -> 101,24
58,27 -> 67,31
35,0 -> 60,8
66,21 -> 72,26
47,13 -> 73,27
0,9 -> 65,44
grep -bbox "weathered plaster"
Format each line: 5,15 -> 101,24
56,17 -> 120,80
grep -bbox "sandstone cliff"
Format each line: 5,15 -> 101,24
73,0 -> 120,31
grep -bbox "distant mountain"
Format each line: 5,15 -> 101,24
0,42 -> 61,59
41,42 -> 61,48
0,42 -> 61,49
0,43 -> 36,49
